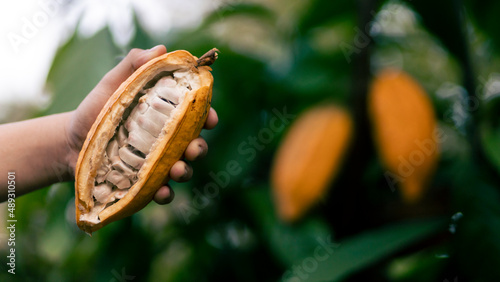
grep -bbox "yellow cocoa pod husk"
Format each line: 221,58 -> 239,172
368,69 -> 439,203
271,104 -> 353,222
75,49 -> 218,234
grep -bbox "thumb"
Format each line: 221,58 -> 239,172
95,45 -> 167,97
74,45 -> 167,140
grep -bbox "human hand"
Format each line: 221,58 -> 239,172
64,45 -> 218,205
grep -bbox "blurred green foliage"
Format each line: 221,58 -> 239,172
2,0 -> 500,281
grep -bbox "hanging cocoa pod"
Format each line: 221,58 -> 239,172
75,49 -> 218,234
271,104 -> 353,222
368,69 -> 439,203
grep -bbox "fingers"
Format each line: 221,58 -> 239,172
154,138 -> 207,205
153,185 -> 175,205
94,45 -> 167,100
170,160 -> 193,182
130,45 -> 167,70
184,137 -> 208,161
204,107 -> 219,129
154,159 -> 193,205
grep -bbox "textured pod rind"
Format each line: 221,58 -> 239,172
75,50 -> 214,234
271,104 -> 353,223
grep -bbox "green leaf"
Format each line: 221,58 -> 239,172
242,187 -> 334,267
203,3 -> 275,27
270,218 -> 333,266
44,28 -> 119,115
298,0 -> 355,34
386,244 -> 449,281
283,218 -> 446,281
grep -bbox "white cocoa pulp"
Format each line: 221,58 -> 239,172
80,70 -> 199,224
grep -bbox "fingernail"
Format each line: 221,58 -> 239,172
197,144 -> 204,159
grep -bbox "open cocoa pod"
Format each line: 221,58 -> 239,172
75,48 -> 218,234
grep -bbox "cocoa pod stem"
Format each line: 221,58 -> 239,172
197,48 -> 219,67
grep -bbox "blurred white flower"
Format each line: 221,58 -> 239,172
65,0 -> 216,46
0,0 -> 219,117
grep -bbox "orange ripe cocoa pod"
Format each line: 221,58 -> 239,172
368,69 -> 439,203
75,49 -> 218,234
271,104 -> 353,222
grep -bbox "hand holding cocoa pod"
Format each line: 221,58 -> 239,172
0,46 -> 218,214
66,46 -> 218,234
